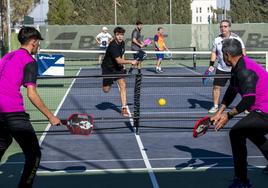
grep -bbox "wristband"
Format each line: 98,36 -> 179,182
209,61 -> 215,66
227,112 -> 234,120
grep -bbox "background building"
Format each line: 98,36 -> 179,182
191,0 -> 217,24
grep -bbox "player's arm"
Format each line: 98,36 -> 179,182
163,42 -> 168,51
227,70 -> 257,118
211,83 -> 238,128
95,38 -> 101,45
132,38 -> 143,48
95,34 -> 101,45
109,43 -> 137,65
218,85 -> 239,114
23,63 -> 61,125
27,86 -> 60,125
115,56 -> 137,65
209,39 -> 217,71
108,34 -> 113,44
154,35 -> 160,50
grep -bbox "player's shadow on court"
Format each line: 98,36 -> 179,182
95,102 -> 121,113
145,68 -> 158,73
0,153 -> 25,187
188,98 -> 213,110
95,102 -> 134,132
174,145 -> 232,169
39,165 -> 86,173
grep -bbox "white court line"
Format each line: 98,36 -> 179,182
38,69 -> 82,146
126,106 -> 160,188
4,155 -> 265,165
182,65 -> 202,75
35,165 -> 266,175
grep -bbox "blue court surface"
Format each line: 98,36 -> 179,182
37,67 -> 267,187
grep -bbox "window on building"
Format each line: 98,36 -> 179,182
200,7 -> 202,13
200,16 -> 202,23
196,7 -> 198,13
196,17 -> 198,23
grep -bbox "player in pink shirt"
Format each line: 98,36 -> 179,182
0,27 -> 61,188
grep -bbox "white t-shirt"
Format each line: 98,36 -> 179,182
212,32 -> 245,72
96,32 -> 112,48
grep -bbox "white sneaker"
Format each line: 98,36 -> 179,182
158,67 -> 163,73
244,110 -> 250,115
208,106 -> 218,114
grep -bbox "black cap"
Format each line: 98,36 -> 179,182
18,26 -> 44,44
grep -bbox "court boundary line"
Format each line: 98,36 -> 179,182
38,68 -> 82,146
126,106 -> 160,188
36,166 -> 266,175
3,155 -> 265,165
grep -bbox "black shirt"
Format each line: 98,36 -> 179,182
102,40 -> 125,73
221,57 -> 258,113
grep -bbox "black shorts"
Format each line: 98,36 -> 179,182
102,65 -> 126,86
213,69 -> 230,87
131,49 -> 140,60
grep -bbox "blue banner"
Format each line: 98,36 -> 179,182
37,54 -> 64,76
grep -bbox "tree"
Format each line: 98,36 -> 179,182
230,0 -> 268,23
118,0 -> 137,24
11,0 -> 34,24
47,0 -> 192,25
1,0 -> 6,56
47,0 -> 74,25
172,0 -> 192,24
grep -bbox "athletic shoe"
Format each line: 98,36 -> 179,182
121,107 -> 129,117
263,165 -> 268,174
155,67 -> 163,73
244,110 -> 250,115
228,178 -> 253,188
208,106 -> 218,114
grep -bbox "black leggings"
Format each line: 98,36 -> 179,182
0,112 -> 41,188
229,111 -> 268,182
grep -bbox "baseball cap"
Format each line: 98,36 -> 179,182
18,26 -> 44,44
102,27 -> 108,31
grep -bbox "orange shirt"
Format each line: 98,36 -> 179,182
154,34 -> 165,51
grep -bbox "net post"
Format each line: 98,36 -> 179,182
193,47 -> 197,69
134,70 -> 142,134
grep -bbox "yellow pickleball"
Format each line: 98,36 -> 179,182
158,98 -> 166,106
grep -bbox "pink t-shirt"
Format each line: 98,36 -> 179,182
0,48 -> 37,112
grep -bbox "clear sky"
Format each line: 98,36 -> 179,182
29,0 -> 48,24
217,0 -> 230,9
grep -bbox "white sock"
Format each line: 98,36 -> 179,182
214,105 -> 218,108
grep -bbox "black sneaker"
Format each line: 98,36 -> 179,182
263,165 -> 268,174
228,177 -> 252,188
